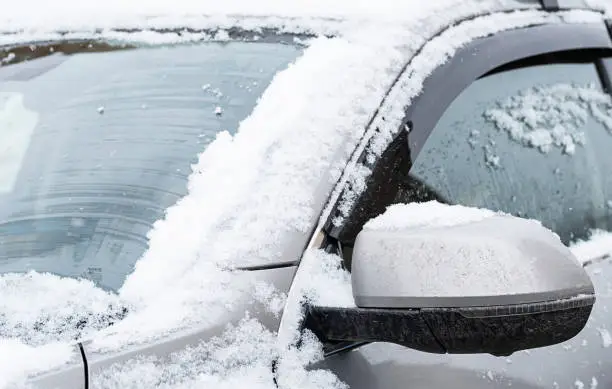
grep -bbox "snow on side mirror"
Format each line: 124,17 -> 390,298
304,202 -> 595,356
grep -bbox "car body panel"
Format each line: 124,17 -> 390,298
24,345 -> 86,389
26,265 -> 296,389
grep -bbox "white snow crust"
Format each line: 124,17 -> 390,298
364,201 -> 496,231
485,83 -> 612,155
355,201 -> 545,297
571,229 -> 612,264
1,1 -> 611,388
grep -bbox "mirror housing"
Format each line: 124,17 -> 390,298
305,203 -> 595,356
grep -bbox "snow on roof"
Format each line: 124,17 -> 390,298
0,0 -> 547,46
1,1 -> 611,387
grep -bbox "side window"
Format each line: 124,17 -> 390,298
406,61 -> 612,244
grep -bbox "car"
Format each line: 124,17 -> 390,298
1,0 -> 612,388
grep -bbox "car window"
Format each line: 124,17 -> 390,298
406,61 -> 612,244
0,42 -> 301,291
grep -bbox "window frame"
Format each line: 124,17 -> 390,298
323,20 -> 612,251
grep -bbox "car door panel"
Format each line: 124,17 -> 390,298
26,344 -> 85,389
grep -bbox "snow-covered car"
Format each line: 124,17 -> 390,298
1,0 -> 612,388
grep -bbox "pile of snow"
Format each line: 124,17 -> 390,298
484,83 -> 612,155
0,272 -> 125,346
0,0 -> 540,44
295,249 -> 354,309
570,229 -> 612,264
356,201 -> 545,297
91,317 -> 346,389
363,201 -> 496,231
598,327 -> 612,348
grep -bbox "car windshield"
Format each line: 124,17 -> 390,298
0,41 -> 301,291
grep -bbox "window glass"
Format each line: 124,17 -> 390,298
0,42 -> 301,291
409,62 -> 612,244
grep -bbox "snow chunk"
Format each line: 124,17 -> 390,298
598,327 -> 611,348
297,249 -> 354,308
253,281 -> 287,317
1,52 -> 16,64
570,229 -> 612,264
576,380 -> 585,389
214,106 -> 223,116
484,84 -> 612,155
0,272 -> 124,346
276,248 -> 354,349
364,201 -> 495,232
591,377 -> 599,389
97,105 -> 105,114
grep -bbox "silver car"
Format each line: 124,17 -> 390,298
1,0 -> 611,388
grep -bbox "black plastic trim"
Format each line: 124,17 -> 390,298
596,58 -> 612,93
540,0 -> 560,11
78,342 -> 89,389
305,294 -> 594,356
406,22 -> 612,162
606,19 -> 612,39
236,261 -> 299,271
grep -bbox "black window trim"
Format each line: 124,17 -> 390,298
325,20 -> 612,248
405,21 -> 612,163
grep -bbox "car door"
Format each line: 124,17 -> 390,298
316,21 -> 612,389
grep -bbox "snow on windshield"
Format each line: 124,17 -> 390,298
1,2 -> 610,388
484,83 -> 612,155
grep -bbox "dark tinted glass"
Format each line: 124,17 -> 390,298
0,42 -> 301,290
409,62 -> 612,244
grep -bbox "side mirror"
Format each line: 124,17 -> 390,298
305,203 -> 595,356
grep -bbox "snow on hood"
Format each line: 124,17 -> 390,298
1,1 -> 611,388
